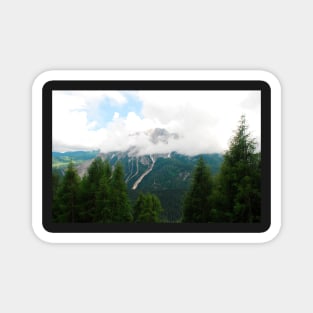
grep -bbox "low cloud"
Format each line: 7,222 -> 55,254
53,90 -> 260,155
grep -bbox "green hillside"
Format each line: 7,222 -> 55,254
52,150 -> 99,171
52,150 -> 223,221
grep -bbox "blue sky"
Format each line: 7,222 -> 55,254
86,92 -> 143,130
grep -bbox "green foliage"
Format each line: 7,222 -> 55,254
54,160 -> 81,222
94,160 -> 112,223
109,162 -> 133,222
52,169 -> 62,221
182,156 -> 213,222
52,150 -> 99,170
78,157 -> 106,222
53,158 -> 133,223
129,153 -> 223,221
133,193 -> 163,222
52,169 -> 62,201
52,116 -> 261,224
211,115 -> 261,222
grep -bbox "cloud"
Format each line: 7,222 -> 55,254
53,90 -> 260,155
52,92 -> 111,151
134,90 -> 260,154
113,112 -> 120,120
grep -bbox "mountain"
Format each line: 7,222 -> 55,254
53,150 -> 223,222
52,126 -> 223,221
122,151 -> 222,221
147,128 -> 179,144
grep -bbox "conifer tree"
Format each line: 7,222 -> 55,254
182,156 -> 213,222
133,193 -> 146,222
133,193 -> 163,222
52,169 -> 62,222
79,157 -> 106,222
109,161 -> 132,222
52,169 -> 61,201
55,160 -> 81,222
77,175 -> 89,222
94,160 -> 112,222
212,115 -> 261,222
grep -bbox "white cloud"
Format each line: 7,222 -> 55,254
53,90 -> 260,155
52,92 -> 110,151
113,112 -> 120,120
134,90 -> 260,154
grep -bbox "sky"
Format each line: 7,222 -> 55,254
52,90 -> 261,156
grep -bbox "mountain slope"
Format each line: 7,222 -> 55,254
52,150 -> 99,172
52,150 -> 223,221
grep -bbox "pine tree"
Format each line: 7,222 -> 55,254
133,193 -> 146,222
182,156 -> 213,222
79,157 -> 106,222
212,115 -> 261,222
133,193 -> 163,222
77,175 -> 89,222
109,161 -> 132,222
52,169 -> 62,201
52,169 -> 62,222
94,161 -> 112,222
55,160 -> 81,222
233,152 -> 261,222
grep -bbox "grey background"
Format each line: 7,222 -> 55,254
0,1 -> 311,312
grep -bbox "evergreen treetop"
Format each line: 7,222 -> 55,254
182,156 -> 213,222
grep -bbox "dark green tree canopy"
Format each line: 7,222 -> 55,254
212,115 -> 261,222
133,193 -> 163,223
54,160 -> 81,222
182,156 -> 213,222
78,157 -> 107,222
94,161 -> 112,223
109,161 -> 133,222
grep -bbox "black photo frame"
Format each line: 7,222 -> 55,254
42,80 -> 271,234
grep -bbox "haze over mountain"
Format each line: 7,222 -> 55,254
52,90 -> 261,155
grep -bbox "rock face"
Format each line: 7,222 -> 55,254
76,151 -> 164,187
76,158 -> 96,177
149,128 -> 179,144
75,150 -> 223,190
131,155 -> 155,190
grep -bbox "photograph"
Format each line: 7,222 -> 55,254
52,90 -> 261,224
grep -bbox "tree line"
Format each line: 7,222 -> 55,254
53,115 -> 261,223
52,157 -> 163,223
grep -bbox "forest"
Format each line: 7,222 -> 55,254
52,115 -> 261,223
